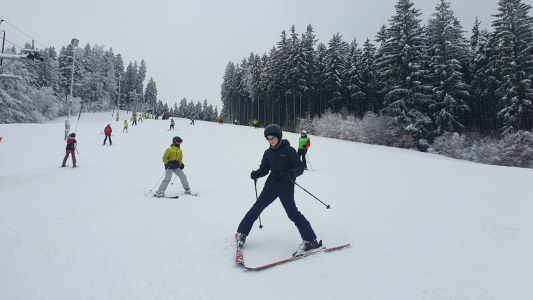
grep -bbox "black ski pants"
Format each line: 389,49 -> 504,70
298,149 -> 307,169
103,135 -> 112,144
237,190 -> 317,241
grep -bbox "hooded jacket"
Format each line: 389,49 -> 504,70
162,145 -> 183,169
254,139 -> 304,192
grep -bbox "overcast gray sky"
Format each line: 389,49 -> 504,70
2,0 -> 530,111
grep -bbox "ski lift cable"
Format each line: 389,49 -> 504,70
3,38 -> 23,50
0,18 -> 47,48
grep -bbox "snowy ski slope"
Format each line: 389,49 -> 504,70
0,111 -> 532,299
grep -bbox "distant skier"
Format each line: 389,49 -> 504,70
61,132 -> 77,168
138,114 -> 143,122
253,119 -> 259,129
190,117 -> 195,125
132,115 -> 137,126
218,117 -> 224,125
236,124 -> 322,256
103,124 -> 112,146
298,130 -> 311,170
123,120 -> 128,133
154,136 -> 193,197
170,119 -> 175,130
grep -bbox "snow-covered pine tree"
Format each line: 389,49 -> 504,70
492,0 -> 533,132
123,61 -> 137,109
360,39 -> 379,113
325,33 -> 349,113
346,39 -> 366,117
179,98 -> 188,117
38,47 -> 60,95
0,57 -> 59,123
58,44 -> 83,105
273,31 -> 291,127
137,59 -> 147,101
187,100 -> 195,118
221,61 -> 236,122
427,0 -> 470,135
375,0 -> 433,148
244,52 -> 261,124
315,43 -> 328,115
301,24 -> 318,117
172,102 -> 179,117
103,48 -> 117,108
193,100 -> 201,120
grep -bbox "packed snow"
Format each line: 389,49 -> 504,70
0,112 -> 532,299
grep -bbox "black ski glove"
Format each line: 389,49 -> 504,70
280,170 -> 295,181
180,164 -> 185,170
165,163 -> 170,170
250,170 -> 259,180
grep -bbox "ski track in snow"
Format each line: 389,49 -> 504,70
0,111 -> 532,300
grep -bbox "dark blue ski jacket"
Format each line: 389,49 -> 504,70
254,139 -> 304,192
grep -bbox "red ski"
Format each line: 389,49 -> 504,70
235,236 -> 349,271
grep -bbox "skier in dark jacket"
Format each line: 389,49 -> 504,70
103,124 -> 112,146
61,133 -> 77,168
236,124 -> 323,257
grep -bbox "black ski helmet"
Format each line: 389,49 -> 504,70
69,133 -> 76,137
264,124 -> 282,140
173,136 -> 183,143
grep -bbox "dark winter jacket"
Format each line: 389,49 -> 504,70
66,137 -> 77,151
254,139 -> 304,192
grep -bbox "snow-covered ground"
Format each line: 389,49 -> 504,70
0,111 -> 532,300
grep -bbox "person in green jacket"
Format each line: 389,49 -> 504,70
253,119 -> 259,129
154,136 -> 192,197
298,130 -> 310,170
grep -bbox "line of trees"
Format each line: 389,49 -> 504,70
1,42 -> 159,123
169,98 -> 218,121
220,0 -> 533,150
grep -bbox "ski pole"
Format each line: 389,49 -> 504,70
150,167 -> 169,192
75,145 -> 79,155
171,173 -> 178,185
306,152 -> 313,171
291,179 -> 330,209
255,179 -> 263,229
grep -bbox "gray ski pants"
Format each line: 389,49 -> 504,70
157,168 -> 190,193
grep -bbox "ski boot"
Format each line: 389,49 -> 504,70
293,239 -> 324,257
61,164 -> 66,168
72,163 -> 77,168
185,188 -> 192,194
154,191 -> 165,198
236,232 -> 246,249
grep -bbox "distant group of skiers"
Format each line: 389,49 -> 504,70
60,115 -> 319,256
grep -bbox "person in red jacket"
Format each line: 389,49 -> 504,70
61,133 -> 77,168
103,124 -> 112,146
